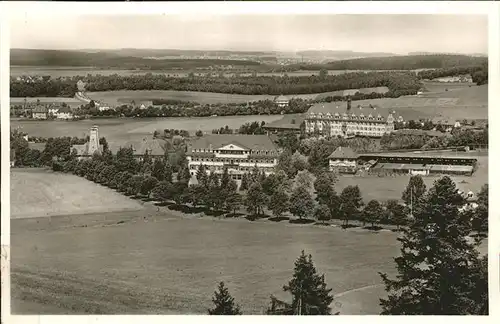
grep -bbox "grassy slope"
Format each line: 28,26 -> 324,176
11,169 -> 143,219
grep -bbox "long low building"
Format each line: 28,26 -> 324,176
328,147 -> 479,176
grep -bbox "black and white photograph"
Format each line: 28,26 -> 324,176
3,4 -> 494,319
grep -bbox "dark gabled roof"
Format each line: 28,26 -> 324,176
188,134 -> 278,152
328,146 -> 358,159
109,138 -> 166,156
32,105 -> 47,113
307,102 -> 392,119
56,106 -> 73,114
275,95 -> 289,102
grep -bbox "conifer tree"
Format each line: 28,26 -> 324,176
240,173 -> 249,191
268,251 -> 334,315
208,282 -> 242,315
379,176 -> 488,315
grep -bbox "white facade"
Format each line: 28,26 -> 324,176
306,111 -> 395,138
56,112 -> 73,120
187,142 -> 279,183
329,159 -> 357,173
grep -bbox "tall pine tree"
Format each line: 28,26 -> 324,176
208,282 -> 242,315
379,176 -> 488,315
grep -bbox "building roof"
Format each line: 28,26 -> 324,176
72,143 -> 104,156
328,146 -> 358,159
56,106 -> 72,114
110,138 -> 166,156
28,142 -> 46,152
188,134 -> 278,152
360,152 -> 478,161
275,95 -> 289,102
307,102 -> 394,121
262,114 -> 304,130
32,105 -> 47,114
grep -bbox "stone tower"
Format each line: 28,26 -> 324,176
88,125 -> 100,155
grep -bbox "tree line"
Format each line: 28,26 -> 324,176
11,70 -> 422,97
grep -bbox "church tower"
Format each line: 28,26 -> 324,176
88,125 -> 100,155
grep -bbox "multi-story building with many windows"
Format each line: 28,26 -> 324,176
187,134 -> 281,183
305,99 -> 400,138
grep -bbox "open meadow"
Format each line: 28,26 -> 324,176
10,169 -> 489,315
11,114 -> 284,144
11,169 -> 144,219
84,87 -> 386,106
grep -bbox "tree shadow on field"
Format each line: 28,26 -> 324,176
289,218 -> 316,225
167,204 -> 204,214
314,222 -> 331,226
204,209 -> 225,217
225,212 -> 245,218
245,214 -> 269,221
363,225 -> 384,231
340,224 -> 359,229
269,216 -> 290,222
154,201 -> 173,207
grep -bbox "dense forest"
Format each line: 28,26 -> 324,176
10,49 -> 262,69
322,54 -> 487,70
11,71 -> 421,97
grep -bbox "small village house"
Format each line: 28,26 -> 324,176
328,146 -> 358,174
274,95 -> 290,109
32,105 -> 48,119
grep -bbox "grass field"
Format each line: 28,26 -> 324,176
84,87 -> 388,106
10,210 -> 402,315
11,169 -> 143,219
10,168 -> 488,315
11,114 -> 284,144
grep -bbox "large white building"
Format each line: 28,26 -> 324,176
187,134 -> 281,183
305,100 -> 400,138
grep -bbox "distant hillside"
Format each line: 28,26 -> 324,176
324,54 -> 487,70
296,50 -> 398,60
95,48 -> 275,58
409,52 -> 487,57
10,49 -> 262,68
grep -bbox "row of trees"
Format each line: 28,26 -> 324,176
211,121 -> 267,135
208,175 -> 488,315
11,70 -> 422,97
72,98 -> 311,118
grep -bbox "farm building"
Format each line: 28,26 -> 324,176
54,106 -> 73,120
109,137 -> 167,161
305,99 -> 400,138
274,95 -> 290,109
431,116 -> 461,131
328,146 -> 358,174
32,105 -> 48,120
358,152 -> 477,176
71,125 -> 103,160
186,134 -> 281,184
262,114 -> 304,134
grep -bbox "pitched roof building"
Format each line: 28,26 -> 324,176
328,146 -> 358,174
187,134 -> 281,184
305,101 -> 399,138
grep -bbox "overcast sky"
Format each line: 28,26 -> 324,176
10,15 -> 488,54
